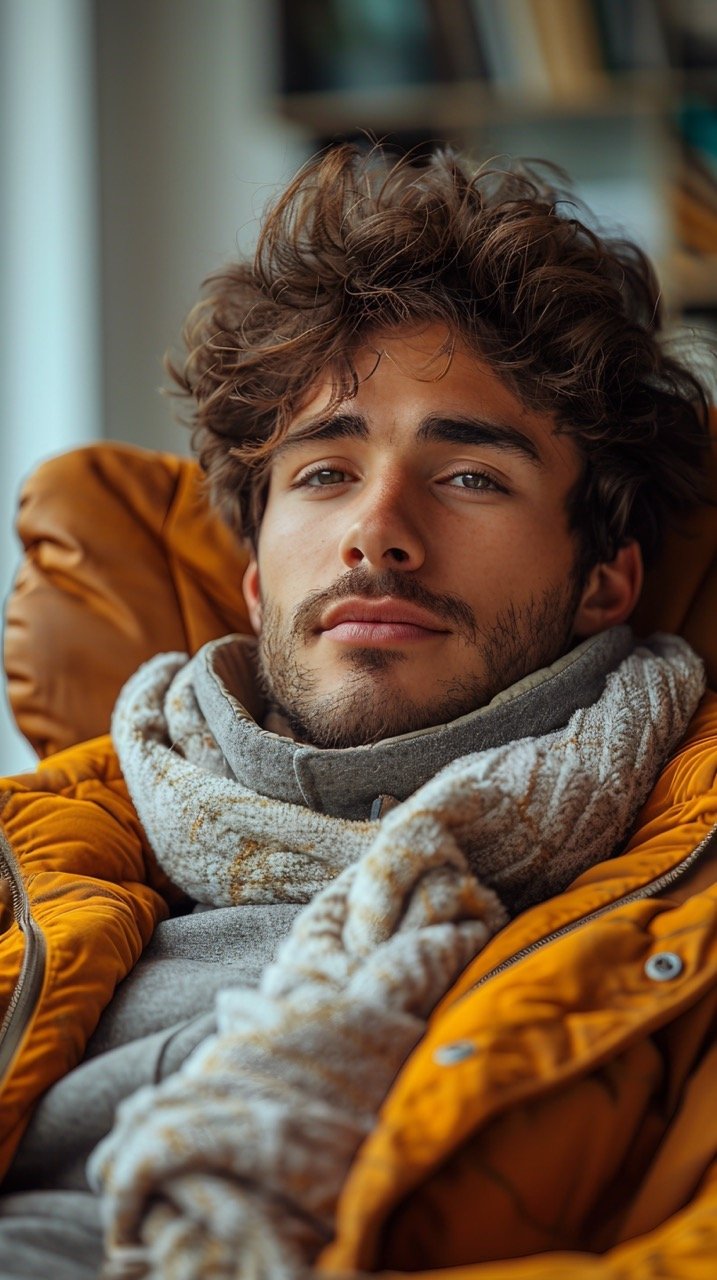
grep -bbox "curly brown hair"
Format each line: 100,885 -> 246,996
169,144 -> 710,572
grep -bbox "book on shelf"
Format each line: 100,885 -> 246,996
679,148 -> 717,214
659,0 -> 717,70
594,0 -> 671,72
528,0 -> 607,96
467,0 -> 552,93
674,185 -> 717,255
675,142 -> 717,257
279,0 -> 437,95
673,101 -> 717,258
673,100 -> 717,254
425,0 -> 488,84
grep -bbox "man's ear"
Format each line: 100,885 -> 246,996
573,539 -> 644,638
242,558 -> 263,635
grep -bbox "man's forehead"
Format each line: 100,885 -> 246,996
276,324 -> 576,472
291,325 -> 459,412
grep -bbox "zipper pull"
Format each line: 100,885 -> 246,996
370,794 -> 399,821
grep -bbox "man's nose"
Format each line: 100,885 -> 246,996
337,479 -> 426,570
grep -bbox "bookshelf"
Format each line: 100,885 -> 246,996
278,72 -> 683,135
274,0 -> 717,317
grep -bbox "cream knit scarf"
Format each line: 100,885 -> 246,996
92,633 -> 705,1278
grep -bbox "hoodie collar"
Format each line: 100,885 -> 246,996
192,627 -> 634,821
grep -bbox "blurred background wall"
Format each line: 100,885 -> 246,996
0,0 -> 305,769
1,0 -> 715,770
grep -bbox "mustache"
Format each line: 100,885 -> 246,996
291,566 -> 477,642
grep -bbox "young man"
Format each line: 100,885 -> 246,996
0,147 -> 716,1278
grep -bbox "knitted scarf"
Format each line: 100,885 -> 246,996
92,633 -> 705,1278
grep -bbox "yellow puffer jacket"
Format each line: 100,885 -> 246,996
0,693 -> 715,1275
320,692 -> 717,1278
0,736 -> 177,1179
1,443 -> 717,1275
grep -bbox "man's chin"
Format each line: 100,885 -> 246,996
331,644 -> 409,675
257,580 -> 583,748
272,668 -> 489,749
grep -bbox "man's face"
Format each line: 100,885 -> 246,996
242,324 -> 620,749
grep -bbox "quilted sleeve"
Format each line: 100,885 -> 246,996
0,737 -> 171,1180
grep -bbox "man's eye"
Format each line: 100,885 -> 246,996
300,467 -> 349,487
445,470 -> 502,491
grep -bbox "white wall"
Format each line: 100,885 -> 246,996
0,0 -> 100,771
0,0 -> 304,771
97,0 -> 306,453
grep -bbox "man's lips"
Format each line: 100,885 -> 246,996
317,598 -> 449,644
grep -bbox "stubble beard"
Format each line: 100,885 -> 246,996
256,568 -> 582,750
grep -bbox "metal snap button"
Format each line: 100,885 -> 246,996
644,951 -> 683,982
433,1040 -> 476,1066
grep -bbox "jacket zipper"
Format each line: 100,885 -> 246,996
0,814 -> 47,1085
460,821 -> 717,999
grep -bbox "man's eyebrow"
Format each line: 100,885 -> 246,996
274,412 -> 368,458
416,414 -> 544,465
274,410 -> 543,466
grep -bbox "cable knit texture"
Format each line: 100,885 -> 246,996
92,634 -> 705,1278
